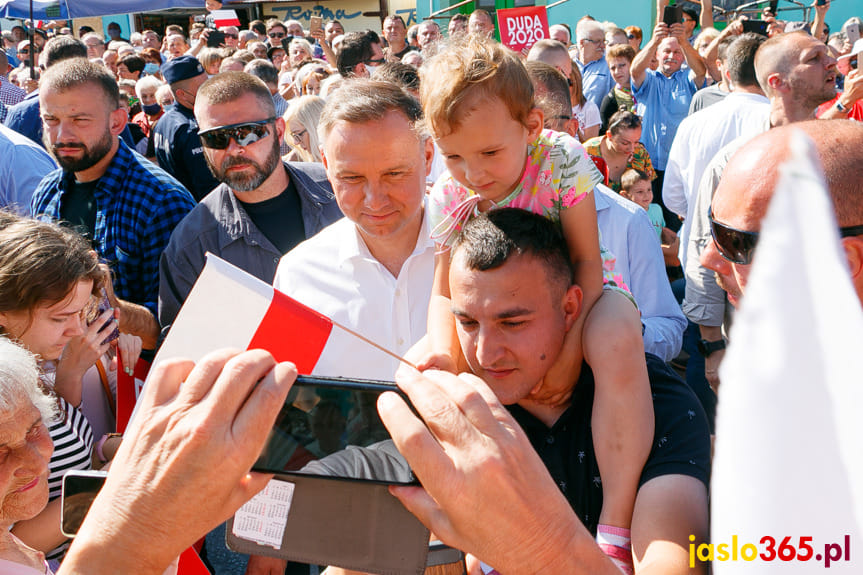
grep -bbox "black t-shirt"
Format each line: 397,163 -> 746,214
238,179 -> 306,254
59,179 -> 99,245
508,353 -> 711,535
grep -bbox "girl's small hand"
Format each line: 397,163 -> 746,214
416,351 -> 459,374
113,333 -> 143,376
60,309 -> 115,376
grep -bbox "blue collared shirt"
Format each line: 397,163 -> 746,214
633,68 -> 700,171
577,56 -> 615,110
31,139 -> 196,317
595,185 -> 686,361
3,88 -> 41,146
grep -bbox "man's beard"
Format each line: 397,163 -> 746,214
206,138 -> 281,192
47,130 -> 114,173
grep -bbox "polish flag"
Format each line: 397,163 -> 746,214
153,254 -> 405,377
210,9 -> 241,28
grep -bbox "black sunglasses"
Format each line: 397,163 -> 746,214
709,205 -> 863,265
198,118 -> 276,149
268,32 -> 286,38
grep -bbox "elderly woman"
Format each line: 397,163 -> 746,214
0,213 -> 141,566
0,337 -> 56,574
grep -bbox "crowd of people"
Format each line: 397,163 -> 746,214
0,0 -> 861,573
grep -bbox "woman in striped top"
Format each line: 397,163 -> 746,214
0,213 -> 114,567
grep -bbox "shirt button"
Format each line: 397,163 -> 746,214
545,435 -> 555,445
395,288 -> 401,297
397,338 -> 404,346
558,481 -> 567,492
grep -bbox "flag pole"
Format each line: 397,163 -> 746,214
330,321 -> 418,371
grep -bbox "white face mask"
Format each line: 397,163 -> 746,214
364,63 -> 378,76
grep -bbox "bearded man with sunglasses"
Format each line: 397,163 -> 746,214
159,71 -> 341,335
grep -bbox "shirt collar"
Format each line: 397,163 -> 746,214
338,199 -> 433,266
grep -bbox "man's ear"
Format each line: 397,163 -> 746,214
566,117 -> 580,139
422,136 -> 434,178
766,72 -> 784,92
274,116 -> 286,143
109,106 -> 127,136
526,107 -> 544,142
842,237 -> 863,298
562,283 -> 583,331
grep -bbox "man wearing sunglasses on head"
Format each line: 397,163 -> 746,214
701,119 -> 863,351
159,71 -> 341,339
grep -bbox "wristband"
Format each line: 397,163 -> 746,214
835,99 -> 849,113
96,433 -> 123,465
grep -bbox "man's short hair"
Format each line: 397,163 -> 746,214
754,30 -> 808,94
452,208 -> 574,295
119,54 -> 146,75
196,71 -> 276,117
266,19 -> 286,34
527,39 -> 569,62
576,19 -> 603,43
42,35 -> 87,68
549,24 -> 571,44
525,60 -> 572,120
450,13 -> 468,26
682,8 -> 698,23
337,30 -> 380,76
421,37 -> 534,138
725,33 -> 766,88
41,57 -> 120,110
384,14 -> 407,29
244,58 -> 279,87
372,62 -> 420,92
318,78 -> 424,143
250,20 -> 267,35
606,43 -> 636,62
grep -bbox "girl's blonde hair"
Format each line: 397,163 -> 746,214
420,37 -> 534,138
283,95 -> 326,163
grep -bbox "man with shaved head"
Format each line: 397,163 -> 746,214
682,30 -> 838,394
702,120 -> 863,307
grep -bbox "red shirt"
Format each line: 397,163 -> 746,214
816,95 -> 863,121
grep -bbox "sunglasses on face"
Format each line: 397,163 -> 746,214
708,205 -> 759,265
198,118 -> 276,149
710,204 -> 863,265
269,32 -> 286,38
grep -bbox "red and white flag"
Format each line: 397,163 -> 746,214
152,254 -> 405,377
210,9 -> 241,28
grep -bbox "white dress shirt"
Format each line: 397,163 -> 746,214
273,209 -> 435,381
663,92 -> 770,264
596,185 -> 687,361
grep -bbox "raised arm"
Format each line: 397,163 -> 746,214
672,22 -> 706,86
811,0 -> 830,42
700,18 -> 742,83
700,0 -> 714,31
632,23 -> 669,89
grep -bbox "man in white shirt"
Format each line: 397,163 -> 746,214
663,33 -> 770,267
274,79 -> 435,380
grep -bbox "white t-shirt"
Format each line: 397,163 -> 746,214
573,100 -> 601,134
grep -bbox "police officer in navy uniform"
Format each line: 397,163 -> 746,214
152,55 -> 219,201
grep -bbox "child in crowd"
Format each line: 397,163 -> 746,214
420,38 -> 653,574
620,168 -> 680,267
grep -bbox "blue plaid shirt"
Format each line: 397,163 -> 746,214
31,138 -> 195,317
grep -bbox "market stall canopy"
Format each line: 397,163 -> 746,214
0,0 -> 202,20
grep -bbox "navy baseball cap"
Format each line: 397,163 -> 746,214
161,55 -> 205,84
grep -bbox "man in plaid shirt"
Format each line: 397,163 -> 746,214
30,58 -> 194,351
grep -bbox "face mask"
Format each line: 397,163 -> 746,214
142,102 -> 162,115
143,62 -> 160,75
364,63 -> 378,75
